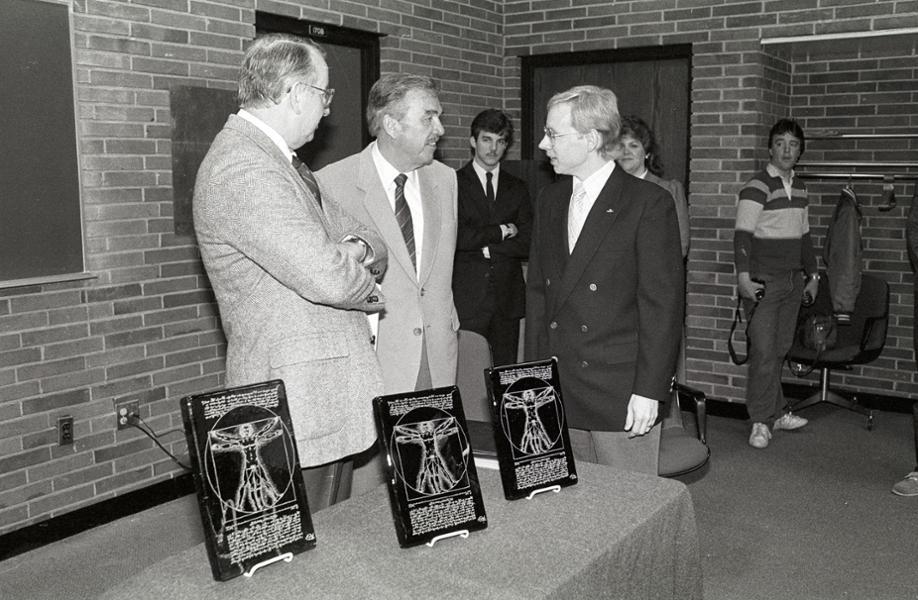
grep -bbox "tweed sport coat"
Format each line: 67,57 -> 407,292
318,144 -> 459,396
524,166 -> 684,431
193,115 -> 386,467
452,161 -> 532,322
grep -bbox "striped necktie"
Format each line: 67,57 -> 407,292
291,155 -> 322,208
394,173 -> 416,270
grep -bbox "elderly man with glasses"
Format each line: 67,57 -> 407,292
193,33 -> 388,510
524,85 -> 684,475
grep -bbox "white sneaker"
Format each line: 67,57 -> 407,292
748,422 -> 772,449
773,412 -> 808,431
892,472 -> 918,497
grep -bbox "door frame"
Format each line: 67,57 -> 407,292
255,12 -> 382,151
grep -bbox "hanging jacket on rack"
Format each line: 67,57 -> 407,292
823,186 -> 863,320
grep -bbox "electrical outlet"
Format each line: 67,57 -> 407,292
58,416 -> 74,445
114,399 -> 140,430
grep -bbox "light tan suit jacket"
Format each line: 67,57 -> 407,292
318,144 -> 459,395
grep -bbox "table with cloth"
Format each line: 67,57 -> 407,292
98,461 -> 702,600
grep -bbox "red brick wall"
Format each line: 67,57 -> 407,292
1,0 -> 916,534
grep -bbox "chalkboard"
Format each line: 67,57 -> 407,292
170,86 -> 238,236
0,0 -> 84,284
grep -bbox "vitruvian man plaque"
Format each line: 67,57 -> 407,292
486,358 -> 578,500
180,380 -> 315,581
373,386 -> 488,547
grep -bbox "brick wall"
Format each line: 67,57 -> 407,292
503,1 -> 918,402
0,0 -> 508,536
1,0 -> 916,535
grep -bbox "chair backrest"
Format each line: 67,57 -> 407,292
456,330 -> 493,422
852,274 -> 889,352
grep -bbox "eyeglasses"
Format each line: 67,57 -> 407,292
290,82 -> 335,107
305,83 -> 335,107
543,128 -> 582,144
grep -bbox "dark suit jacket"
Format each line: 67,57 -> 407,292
453,161 -> 532,321
524,166 -> 684,431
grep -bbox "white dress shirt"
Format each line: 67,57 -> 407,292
371,142 -> 425,275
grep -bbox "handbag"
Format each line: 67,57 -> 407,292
788,313 -> 837,377
797,314 -> 837,353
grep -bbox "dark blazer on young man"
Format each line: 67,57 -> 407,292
524,166 -> 684,431
193,115 -> 386,468
452,161 -> 532,366
318,144 -> 459,396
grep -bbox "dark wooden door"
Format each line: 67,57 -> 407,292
256,14 -> 381,170
521,46 -> 691,190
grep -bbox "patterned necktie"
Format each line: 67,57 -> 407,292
485,171 -> 495,203
567,181 -> 587,252
394,173 -> 416,270
291,155 -> 322,208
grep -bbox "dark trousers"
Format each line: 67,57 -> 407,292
462,310 -> 520,367
743,270 -> 804,425
568,425 -> 661,476
301,444 -> 384,512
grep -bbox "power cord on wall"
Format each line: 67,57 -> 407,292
123,412 -> 191,471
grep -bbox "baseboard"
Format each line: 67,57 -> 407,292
1,384 -> 911,564
0,473 -> 194,562
701,383 -> 915,421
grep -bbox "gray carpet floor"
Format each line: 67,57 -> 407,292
683,403 -> 918,600
1,403 -> 916,599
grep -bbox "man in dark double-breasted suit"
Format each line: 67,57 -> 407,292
525,85 -> 684,474
453,109 -> 532,367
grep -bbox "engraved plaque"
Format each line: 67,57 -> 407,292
373,386 -> 488,547
486,358 -> 578,500
180,380 -> 316,581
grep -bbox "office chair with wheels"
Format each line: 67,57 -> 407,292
786,271 -> 889,429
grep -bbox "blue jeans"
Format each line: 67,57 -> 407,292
743,271 -> 804,425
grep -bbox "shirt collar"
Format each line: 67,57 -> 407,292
472,160 -> 499,181
766,162 -> 795,183
238,109 -> 295,162
371,141 -> 418,188
575,159 -> 617,200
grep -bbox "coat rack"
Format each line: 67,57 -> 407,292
794,131 -> 918,211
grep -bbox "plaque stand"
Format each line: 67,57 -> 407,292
425,529 -> 470,548
243,552 -> 293,578
526,484 -> 561,500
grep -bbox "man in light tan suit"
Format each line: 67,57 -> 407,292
318,74 -> 459,397
193,34 -> 387,510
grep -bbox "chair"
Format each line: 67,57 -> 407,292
456,330 -> 498,458
659,382 -> 710,478
459,328 -> 709,477
456,329 -> 493,422
786,271 -> 889,429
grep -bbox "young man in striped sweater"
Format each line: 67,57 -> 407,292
734,118 -> 820,449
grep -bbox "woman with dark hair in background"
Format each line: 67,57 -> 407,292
616,115 -> 690,259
